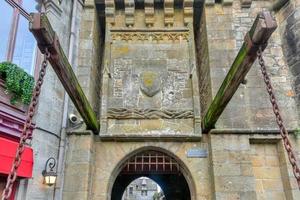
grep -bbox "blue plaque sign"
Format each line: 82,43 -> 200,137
186,148 -> 208,158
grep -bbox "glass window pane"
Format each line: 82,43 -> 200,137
12,15 -> 37,75
0,3 -> 13,61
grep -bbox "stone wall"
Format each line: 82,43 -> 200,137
15,1 -> 82,200
63,132 -> 95,199
63,132 -> 212,200
61,1 -> 300,200
194,6 -> 212,118
99,5 -> 201,137
209,134 -> 256,199
76,0 -> 103,116
205,0 -> 299,129
277,0 -> 300,117
209,132 -> 300,199
251,143 -> 286,199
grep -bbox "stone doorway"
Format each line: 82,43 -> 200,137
111,150 -> 191,200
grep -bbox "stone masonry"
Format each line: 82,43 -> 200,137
60,0 -> 300,200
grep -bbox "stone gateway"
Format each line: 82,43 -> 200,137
60,0 -> 300,200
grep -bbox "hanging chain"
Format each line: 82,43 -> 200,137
1,49 -> 50,200
257,46 -> 300,189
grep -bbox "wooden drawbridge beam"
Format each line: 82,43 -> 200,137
203,11 -> 277,131
29,13 -> 100,133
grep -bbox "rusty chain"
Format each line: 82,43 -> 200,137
258,46 -> 300,189
1,49 -> 50,200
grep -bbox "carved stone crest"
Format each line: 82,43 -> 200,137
140,71 -> 160,97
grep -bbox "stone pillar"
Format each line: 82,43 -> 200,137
76,0 -> 102,114
62,132 -> 94,200
209,134 -> 256,199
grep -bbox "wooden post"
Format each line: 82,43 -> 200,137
29,13 -> 100,133
203,11 -> 277,131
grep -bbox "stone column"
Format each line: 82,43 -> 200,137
62,132 -> 94,200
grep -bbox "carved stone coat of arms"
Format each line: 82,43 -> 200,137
140,71 -> 161,97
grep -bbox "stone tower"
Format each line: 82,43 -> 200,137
62,0 -> 300,200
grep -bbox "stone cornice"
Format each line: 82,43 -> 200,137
43,0 -> 63,18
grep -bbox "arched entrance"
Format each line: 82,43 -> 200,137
111,150 -> 192,200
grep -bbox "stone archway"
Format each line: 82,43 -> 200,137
108,147 -> 196,200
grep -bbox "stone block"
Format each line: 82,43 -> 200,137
214,176 -> 255,192
213,163 -> 241,176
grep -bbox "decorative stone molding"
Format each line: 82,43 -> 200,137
107,108 -> 194,119
240,0 -> 252,8
111,32 -> 189,42
145,0 -> 155,27
125,0 -> 135,27
43,0 -> 63,18
183,0 -> 193,25
105,0 -> 115,24
164,0 -> 174,26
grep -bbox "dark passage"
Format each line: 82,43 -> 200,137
111,151 -> 191,200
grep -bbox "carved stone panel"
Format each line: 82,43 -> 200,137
100,30 -> 200,136
108,35 -> 192,112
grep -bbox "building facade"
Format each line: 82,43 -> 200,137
122,177 -> 159,200
1,0 -> 300,200
0,1 -> 83,200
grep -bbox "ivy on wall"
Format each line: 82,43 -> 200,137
0,62 -> 34,105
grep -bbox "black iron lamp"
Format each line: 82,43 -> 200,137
42,157 -> 57,186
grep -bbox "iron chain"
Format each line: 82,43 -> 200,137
258,47 -> 300,189
1,49 -> 50,200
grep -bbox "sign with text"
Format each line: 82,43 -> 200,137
186,148 -> 208,158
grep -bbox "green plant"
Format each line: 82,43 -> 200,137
0,62 -> 34,105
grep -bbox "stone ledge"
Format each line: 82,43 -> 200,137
209,129 -> 297,135
97,134 -> 202,142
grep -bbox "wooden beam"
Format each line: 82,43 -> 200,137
203,11 -> 277,131
29,13 -> 100,133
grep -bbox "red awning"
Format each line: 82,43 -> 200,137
0,137 -> 33,178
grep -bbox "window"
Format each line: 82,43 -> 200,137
129,187 -> 133,195
141,190 -> 147,196
0,1 -> 38,75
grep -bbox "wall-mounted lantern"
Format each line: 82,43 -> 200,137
42,157 -> 57,186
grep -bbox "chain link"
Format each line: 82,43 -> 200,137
258,46 -> 300,189
1,49 -> 50,200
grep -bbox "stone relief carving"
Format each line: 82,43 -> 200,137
140,71 -> 161,97
111,32 -> 189,42
107,108 -> 194,119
